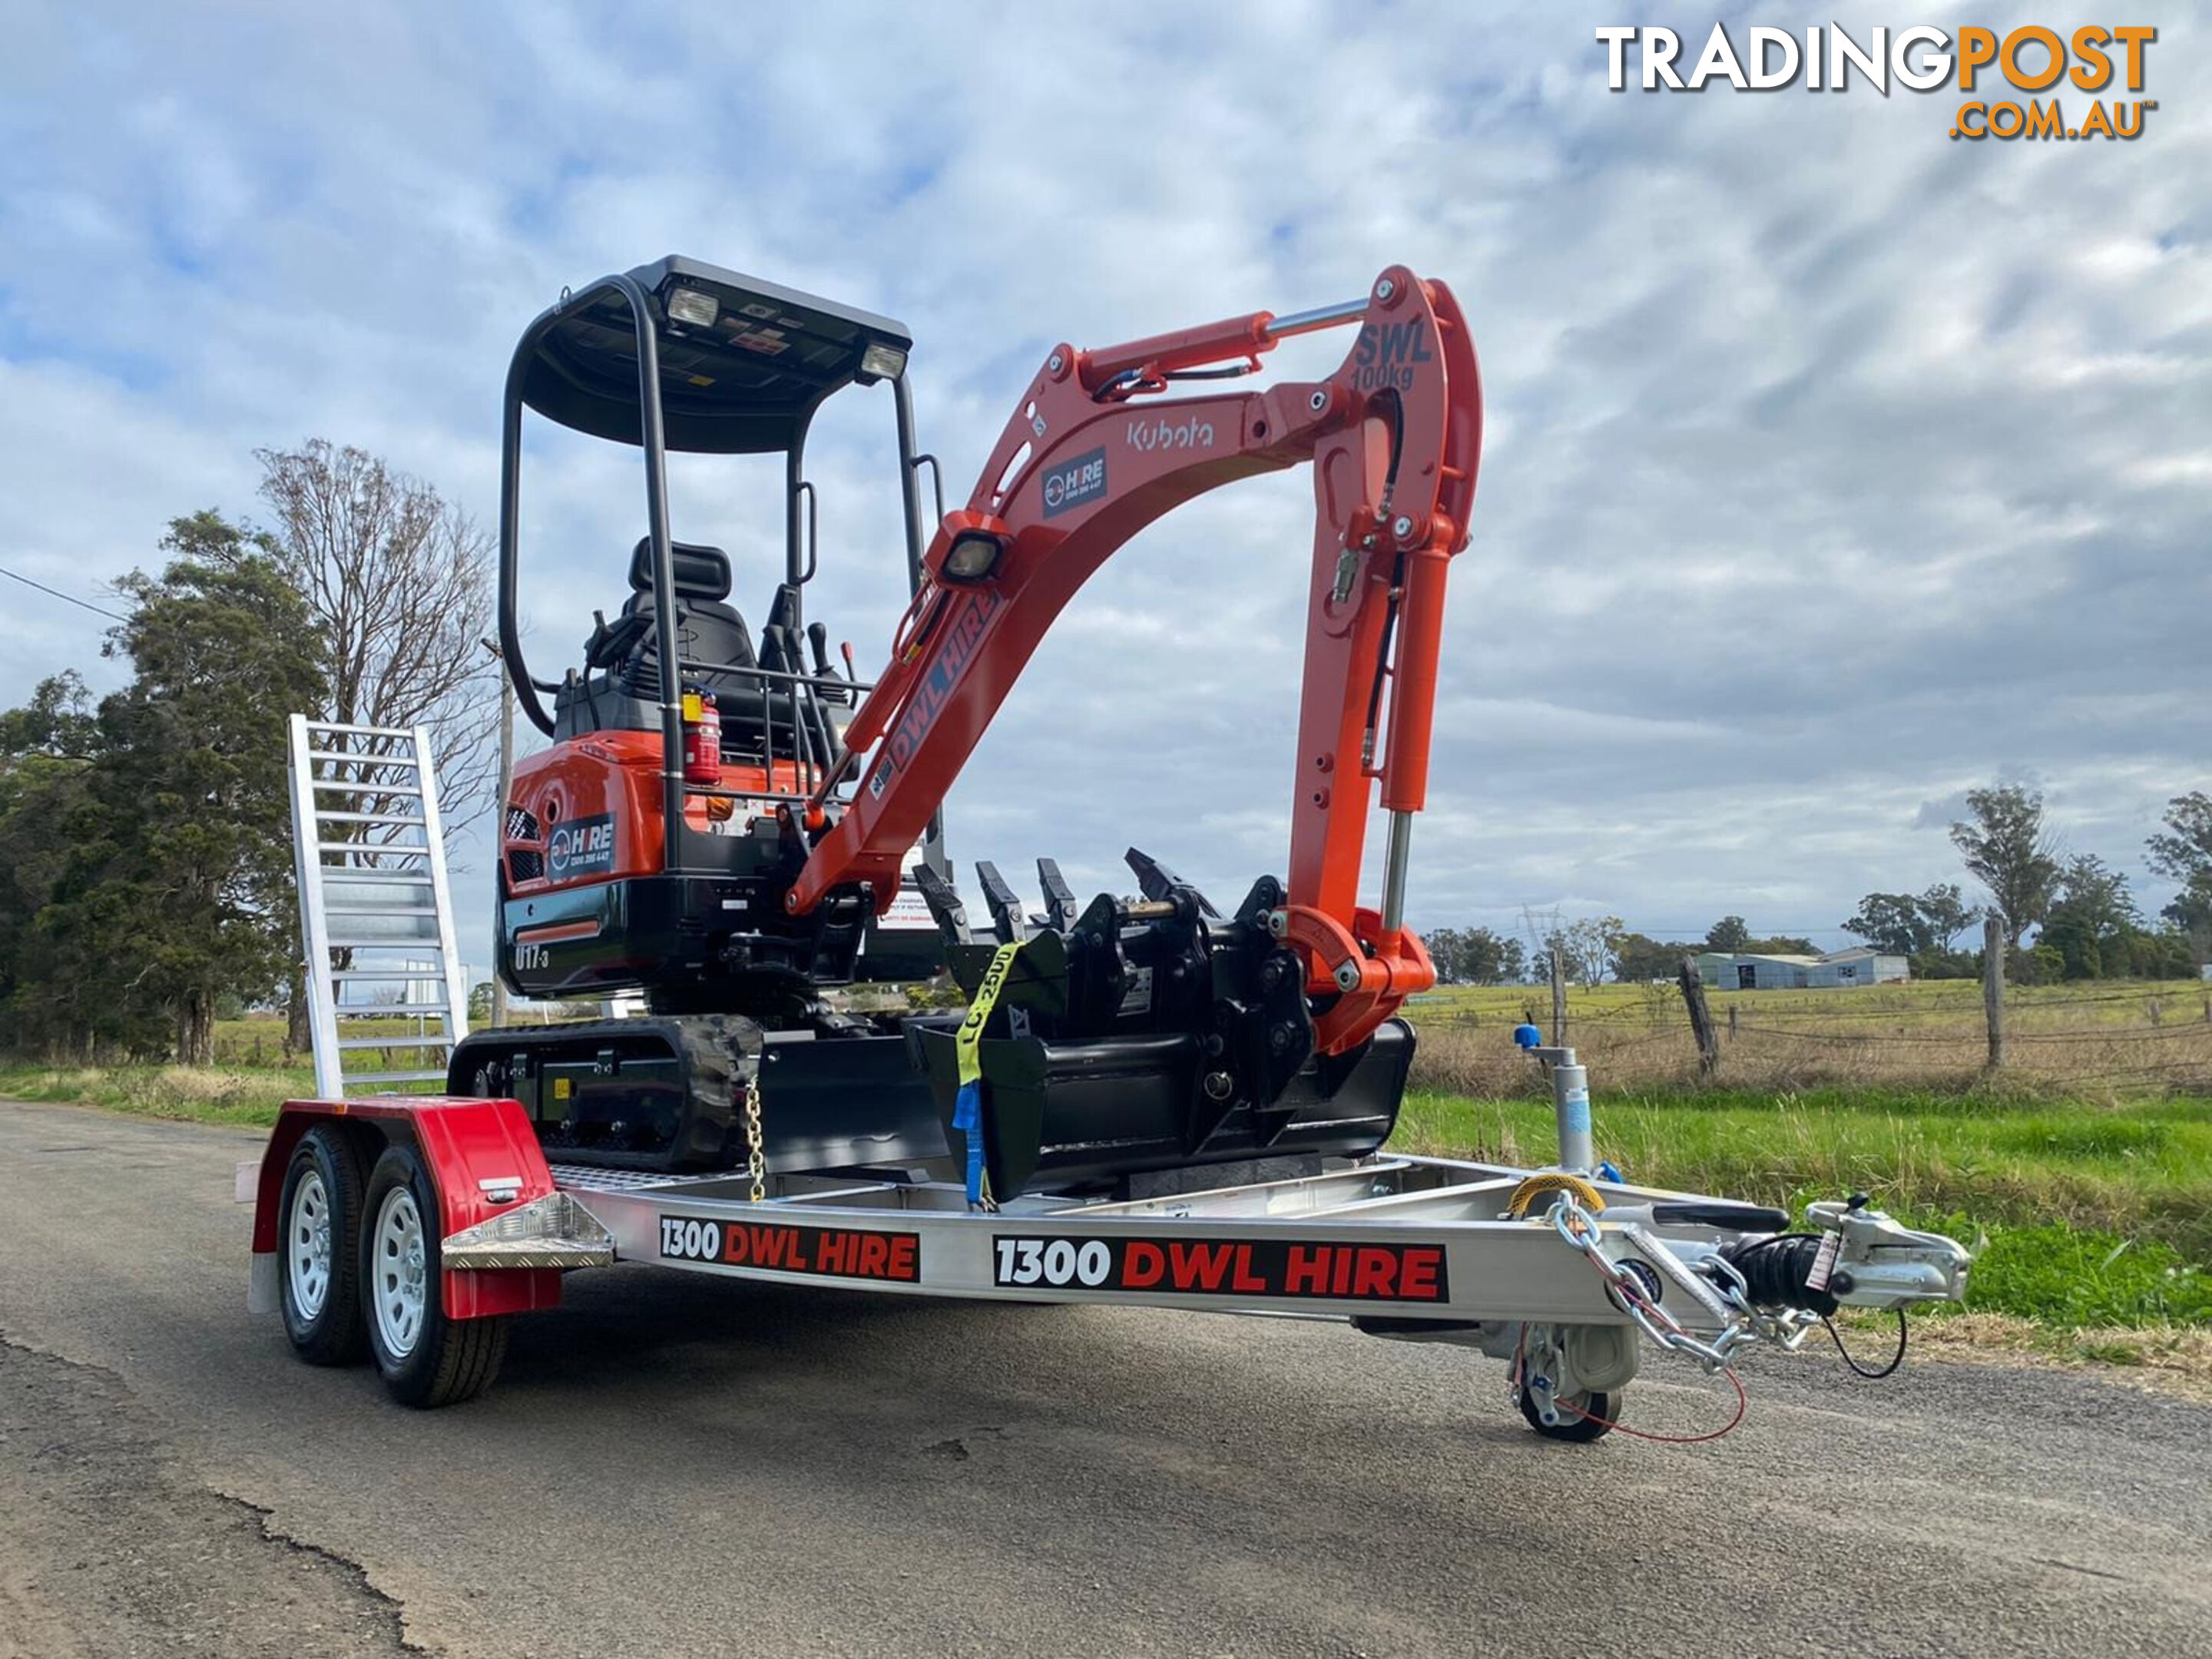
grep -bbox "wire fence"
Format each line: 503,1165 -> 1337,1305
1406,969 -> 2212,1099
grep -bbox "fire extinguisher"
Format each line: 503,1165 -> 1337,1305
681,685 -> 723,787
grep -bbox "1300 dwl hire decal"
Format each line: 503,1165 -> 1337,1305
661,1216 -> 921,1283
992,1234 -> 1447,1301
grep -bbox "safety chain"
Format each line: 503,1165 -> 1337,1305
1546,1194 -> 1812,1373
744,1070 -> 767,1204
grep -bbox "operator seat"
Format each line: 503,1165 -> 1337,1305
620,538 -> 757,697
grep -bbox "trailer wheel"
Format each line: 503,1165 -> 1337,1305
359,1144 -> 509,1409
1518,1384 -> 1617,1442
279,1126 -> 368,1366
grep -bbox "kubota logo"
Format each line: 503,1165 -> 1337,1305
1594,24 -> 2159,142
1126,416 -> 1215,453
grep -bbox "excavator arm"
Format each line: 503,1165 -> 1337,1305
789,265 -> 1482,1056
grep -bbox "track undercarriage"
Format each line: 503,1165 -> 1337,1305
452,849 -> 1414,1199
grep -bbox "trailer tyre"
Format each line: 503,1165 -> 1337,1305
1519,1384 -> 1616,1442
279,1126 -> 369,1366
359,1144 -> 508,1409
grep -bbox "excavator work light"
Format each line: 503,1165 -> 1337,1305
859,340 -> 908,381
942,529 -> 1005,582
664,286 -> 720,328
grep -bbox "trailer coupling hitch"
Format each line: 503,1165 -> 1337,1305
1718,1195 -> 1972,1318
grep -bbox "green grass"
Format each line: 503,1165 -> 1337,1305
1933,1223 -> 2212,1328
0,1061 -> 302,1127
11,1025 -> 2210,1343
1393,1084 -> 2212,1329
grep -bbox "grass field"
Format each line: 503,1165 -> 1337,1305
5,982 -> 2209,1374
1396,1085 -> 2212,1334
1409,977 -> 2212,1099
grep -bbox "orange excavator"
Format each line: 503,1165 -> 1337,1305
453,255 -> 1482,1199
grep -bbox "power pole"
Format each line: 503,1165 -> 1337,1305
480,638 -> 515,1028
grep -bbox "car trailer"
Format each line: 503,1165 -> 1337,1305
247,1043 -> 1972,1439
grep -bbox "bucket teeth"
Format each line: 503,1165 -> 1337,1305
975,860 -> 1030,944
1124,847 -> 1221,918
910,863 -> 972,946
1036,859 -> 1079,932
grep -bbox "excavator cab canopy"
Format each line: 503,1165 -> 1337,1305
498,255 -> 937,912
516,255 -> 914,454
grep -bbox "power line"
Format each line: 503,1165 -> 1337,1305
0,564 -> 127,623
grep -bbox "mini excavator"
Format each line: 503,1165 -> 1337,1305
451,255 -> 1482,1198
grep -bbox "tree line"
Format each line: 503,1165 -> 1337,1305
1425,785 -> 2210,988
0,443 -> 492,1064
5,442 -> 2207,1052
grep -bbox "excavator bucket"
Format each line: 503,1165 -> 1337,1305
909,853 -> 1409,1198
915,1020 -> 1411,1198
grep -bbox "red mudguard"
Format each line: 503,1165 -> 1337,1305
251,1096 -> 562,1320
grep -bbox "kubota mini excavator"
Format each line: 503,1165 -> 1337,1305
450,254 -> 1480,1200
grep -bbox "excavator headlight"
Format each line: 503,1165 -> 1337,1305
664,286 -> 720,329
942,530 -> 1006,583
859,340 -> 908,382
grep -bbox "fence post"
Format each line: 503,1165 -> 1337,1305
1727,1003 -> 1739,1041
1550,942 -> 1568,1046
1982,916 -> 2006,1069
1677,957 -> 1720,1077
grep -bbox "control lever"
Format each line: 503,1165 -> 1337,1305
806,621 -> 850,709
766,624 -> 825,771
582,608 -> 650,670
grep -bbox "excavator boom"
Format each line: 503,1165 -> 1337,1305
465,255 -> 1482,1195
790,266 -> 1483,1054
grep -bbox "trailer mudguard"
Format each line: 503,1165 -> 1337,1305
250,1096 -> 563,1320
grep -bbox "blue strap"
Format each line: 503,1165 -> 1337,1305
952,1080 -> 987,1205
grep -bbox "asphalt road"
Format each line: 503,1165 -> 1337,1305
2,1098 -> 2208,1659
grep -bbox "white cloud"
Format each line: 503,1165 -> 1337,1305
2,1 -> 2207,978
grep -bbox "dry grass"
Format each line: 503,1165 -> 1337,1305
1884,1310 -> 2212,1400
0,1063 -> 305,1124
1407,979 -> 2212,1100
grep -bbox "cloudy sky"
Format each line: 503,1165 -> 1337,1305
2,2 -> 2206,975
